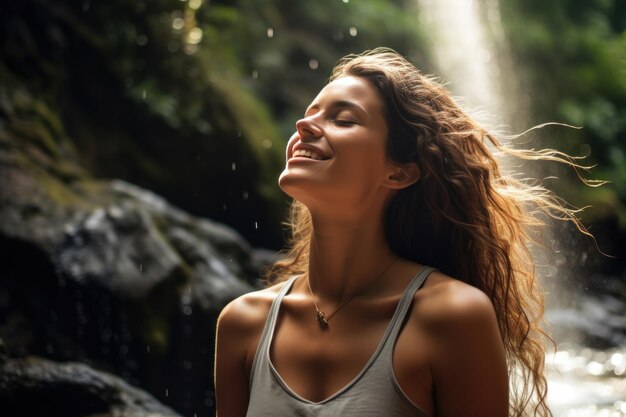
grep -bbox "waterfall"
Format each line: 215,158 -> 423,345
416,0 -> 505,128
415,1 -> 626,416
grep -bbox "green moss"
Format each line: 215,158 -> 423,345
35,173 -> 85,206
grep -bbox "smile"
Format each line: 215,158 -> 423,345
292,149 -> 329,161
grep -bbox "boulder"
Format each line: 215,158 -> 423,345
0,81 -> 269,416
0,353 -> 182,417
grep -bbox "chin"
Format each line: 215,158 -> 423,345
278,174 -> 320,208
278,174 -> 304,200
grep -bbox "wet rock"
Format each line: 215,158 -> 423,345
546,273 -> 626,349
0,355 -> 182,417
0,173 -> 258,414
0,82 -> 265,417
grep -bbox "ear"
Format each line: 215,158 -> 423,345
383,162 -> 420,189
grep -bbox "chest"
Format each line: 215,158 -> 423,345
265,304 -> 435,413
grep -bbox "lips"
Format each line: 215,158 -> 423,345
292,149 -> 327,160
289,143 -> 331,161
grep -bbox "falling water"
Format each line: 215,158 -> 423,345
416,0 -> 503,127
415,0 -> 626,415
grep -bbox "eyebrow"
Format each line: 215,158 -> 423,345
305,100 -> 368,119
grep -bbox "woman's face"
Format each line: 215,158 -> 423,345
279,75 -> 395,213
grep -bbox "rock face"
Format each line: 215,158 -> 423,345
546,272 -> 626,349
0,176 -> 265,415
0,353 -> 183,417
0,0 -> 287,251
0,81 -> 271,415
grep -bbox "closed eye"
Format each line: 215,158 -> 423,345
333,119 -> 356,127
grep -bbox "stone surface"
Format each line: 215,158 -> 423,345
546,273 -> 626,348
0,80 -> 267,416
0,353 -> 182,417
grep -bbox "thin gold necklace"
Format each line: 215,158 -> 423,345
306,257 -> 398,329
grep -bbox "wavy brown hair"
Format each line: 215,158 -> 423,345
266,48 -> 595,417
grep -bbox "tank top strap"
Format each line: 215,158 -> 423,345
249,275 -> 298,389
381,266 -> 437,352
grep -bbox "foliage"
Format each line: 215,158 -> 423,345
200,0 -> 429,135
498,0 -> 626,236
0,0 -> 431,250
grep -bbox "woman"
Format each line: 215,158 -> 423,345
215,48 -> 587,416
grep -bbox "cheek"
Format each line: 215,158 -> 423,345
285,133 -> 298,158
336,137 -> 388,171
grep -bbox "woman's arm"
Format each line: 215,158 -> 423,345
214,297 -> 258,417
429,283 -> 509,417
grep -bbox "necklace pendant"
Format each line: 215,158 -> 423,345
315,310 -> 329,328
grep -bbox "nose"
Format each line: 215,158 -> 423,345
295,116 -> 323,140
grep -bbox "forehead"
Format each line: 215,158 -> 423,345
311,76 -> 384,114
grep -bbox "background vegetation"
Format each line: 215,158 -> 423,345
3,0 -> 624,257
1,0 -> 624,416
499,0 -> 626,272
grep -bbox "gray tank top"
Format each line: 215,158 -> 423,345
246,266 -> 437,417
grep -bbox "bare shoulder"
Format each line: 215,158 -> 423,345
416,270 -> 499,337
411,270 -> 509,415
214,280 -> 294,416
217,280 -> 289,336
216,280 -> 295,372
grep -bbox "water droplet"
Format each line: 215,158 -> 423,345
166,388 -> 169,397
196,120 -> 212,134
142,90 -> 147,100
139,263 -> 143,272
254,221 -> 259,229
252,70 -> 259,79
309,59 -> 319,70
183,305 -> 192,316
262,139 -> 272,149
172,17 -> 185,30
189,0 -> 202,9
231,162 -> 236,171
187,27 -> 203,44
242,191 -> 249,200
586,361 -> 604,376
146,344 -> 151,353
349,26 -> 357,37
136,34 -> 148,46
611,352 -> 624,366
222,203 -> 227,211
267,27 -> 274,38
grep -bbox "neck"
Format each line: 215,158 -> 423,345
306,210 -> 397,304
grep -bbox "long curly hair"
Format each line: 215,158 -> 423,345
266,48 -> 595,417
